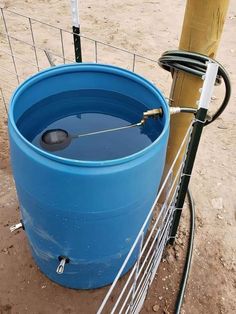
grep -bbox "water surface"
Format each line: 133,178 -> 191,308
17,90 -> 162,161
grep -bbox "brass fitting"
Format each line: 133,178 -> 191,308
142,108 -> 163,124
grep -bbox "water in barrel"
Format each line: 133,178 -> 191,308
17,90 -> 162,161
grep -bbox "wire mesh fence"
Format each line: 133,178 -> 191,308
0,7 -> 192,313
0,7 -> 171,108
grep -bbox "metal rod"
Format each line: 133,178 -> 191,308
28,17 -> 40,71
73,121 -> 143,139
140,180 -> 171,255
95,40 -> 98,63
119,280 -> 135,314
169,63 -> 219,243
73,26 -> 82,62
110,266 -> 137,314
132,54 -> 136,72
134,236 -> 168,313
129,232 -> 144,313
0,8 -> 20,84
134,228 -> 167,307
131,270 -> 151,314
148,217 -> 173,284
137,200 -> 177,291
132,232 -> 168,313
60,29 -> 66,64
124,224 -> 169,314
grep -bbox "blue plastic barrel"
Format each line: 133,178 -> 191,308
8,63 -> 170,289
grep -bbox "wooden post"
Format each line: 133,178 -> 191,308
166,0 -> 229,167
167,0 -> 229,242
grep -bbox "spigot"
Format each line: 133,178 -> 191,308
56,256 -> 69,274
10,221 -> 24,232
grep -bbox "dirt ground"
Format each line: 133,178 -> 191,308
0,0 -> 236,313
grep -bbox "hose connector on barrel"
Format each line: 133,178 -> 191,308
169,107 -> 197,115
140,106 -> 197,125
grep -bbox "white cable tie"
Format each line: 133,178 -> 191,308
193,118 -> 206,124
174,208 -> 183,211
181,173 -> 191,178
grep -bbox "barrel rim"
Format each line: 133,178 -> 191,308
9,63 -> 170,167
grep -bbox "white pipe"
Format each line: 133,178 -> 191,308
198,62 -> 219,109
70,0 -> 80,27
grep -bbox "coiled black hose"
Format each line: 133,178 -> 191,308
158,51 -> 231,314
158,50 -> 231,126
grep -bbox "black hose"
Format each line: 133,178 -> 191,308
174,188 -> 195,314
158,50 -> 231,126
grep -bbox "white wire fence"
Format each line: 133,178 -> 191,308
0,7 -> 193,313
0,7 -> 171,109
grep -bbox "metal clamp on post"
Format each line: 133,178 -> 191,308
169,62 -> 219,244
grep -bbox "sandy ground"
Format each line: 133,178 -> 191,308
0,0 -> 236,313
